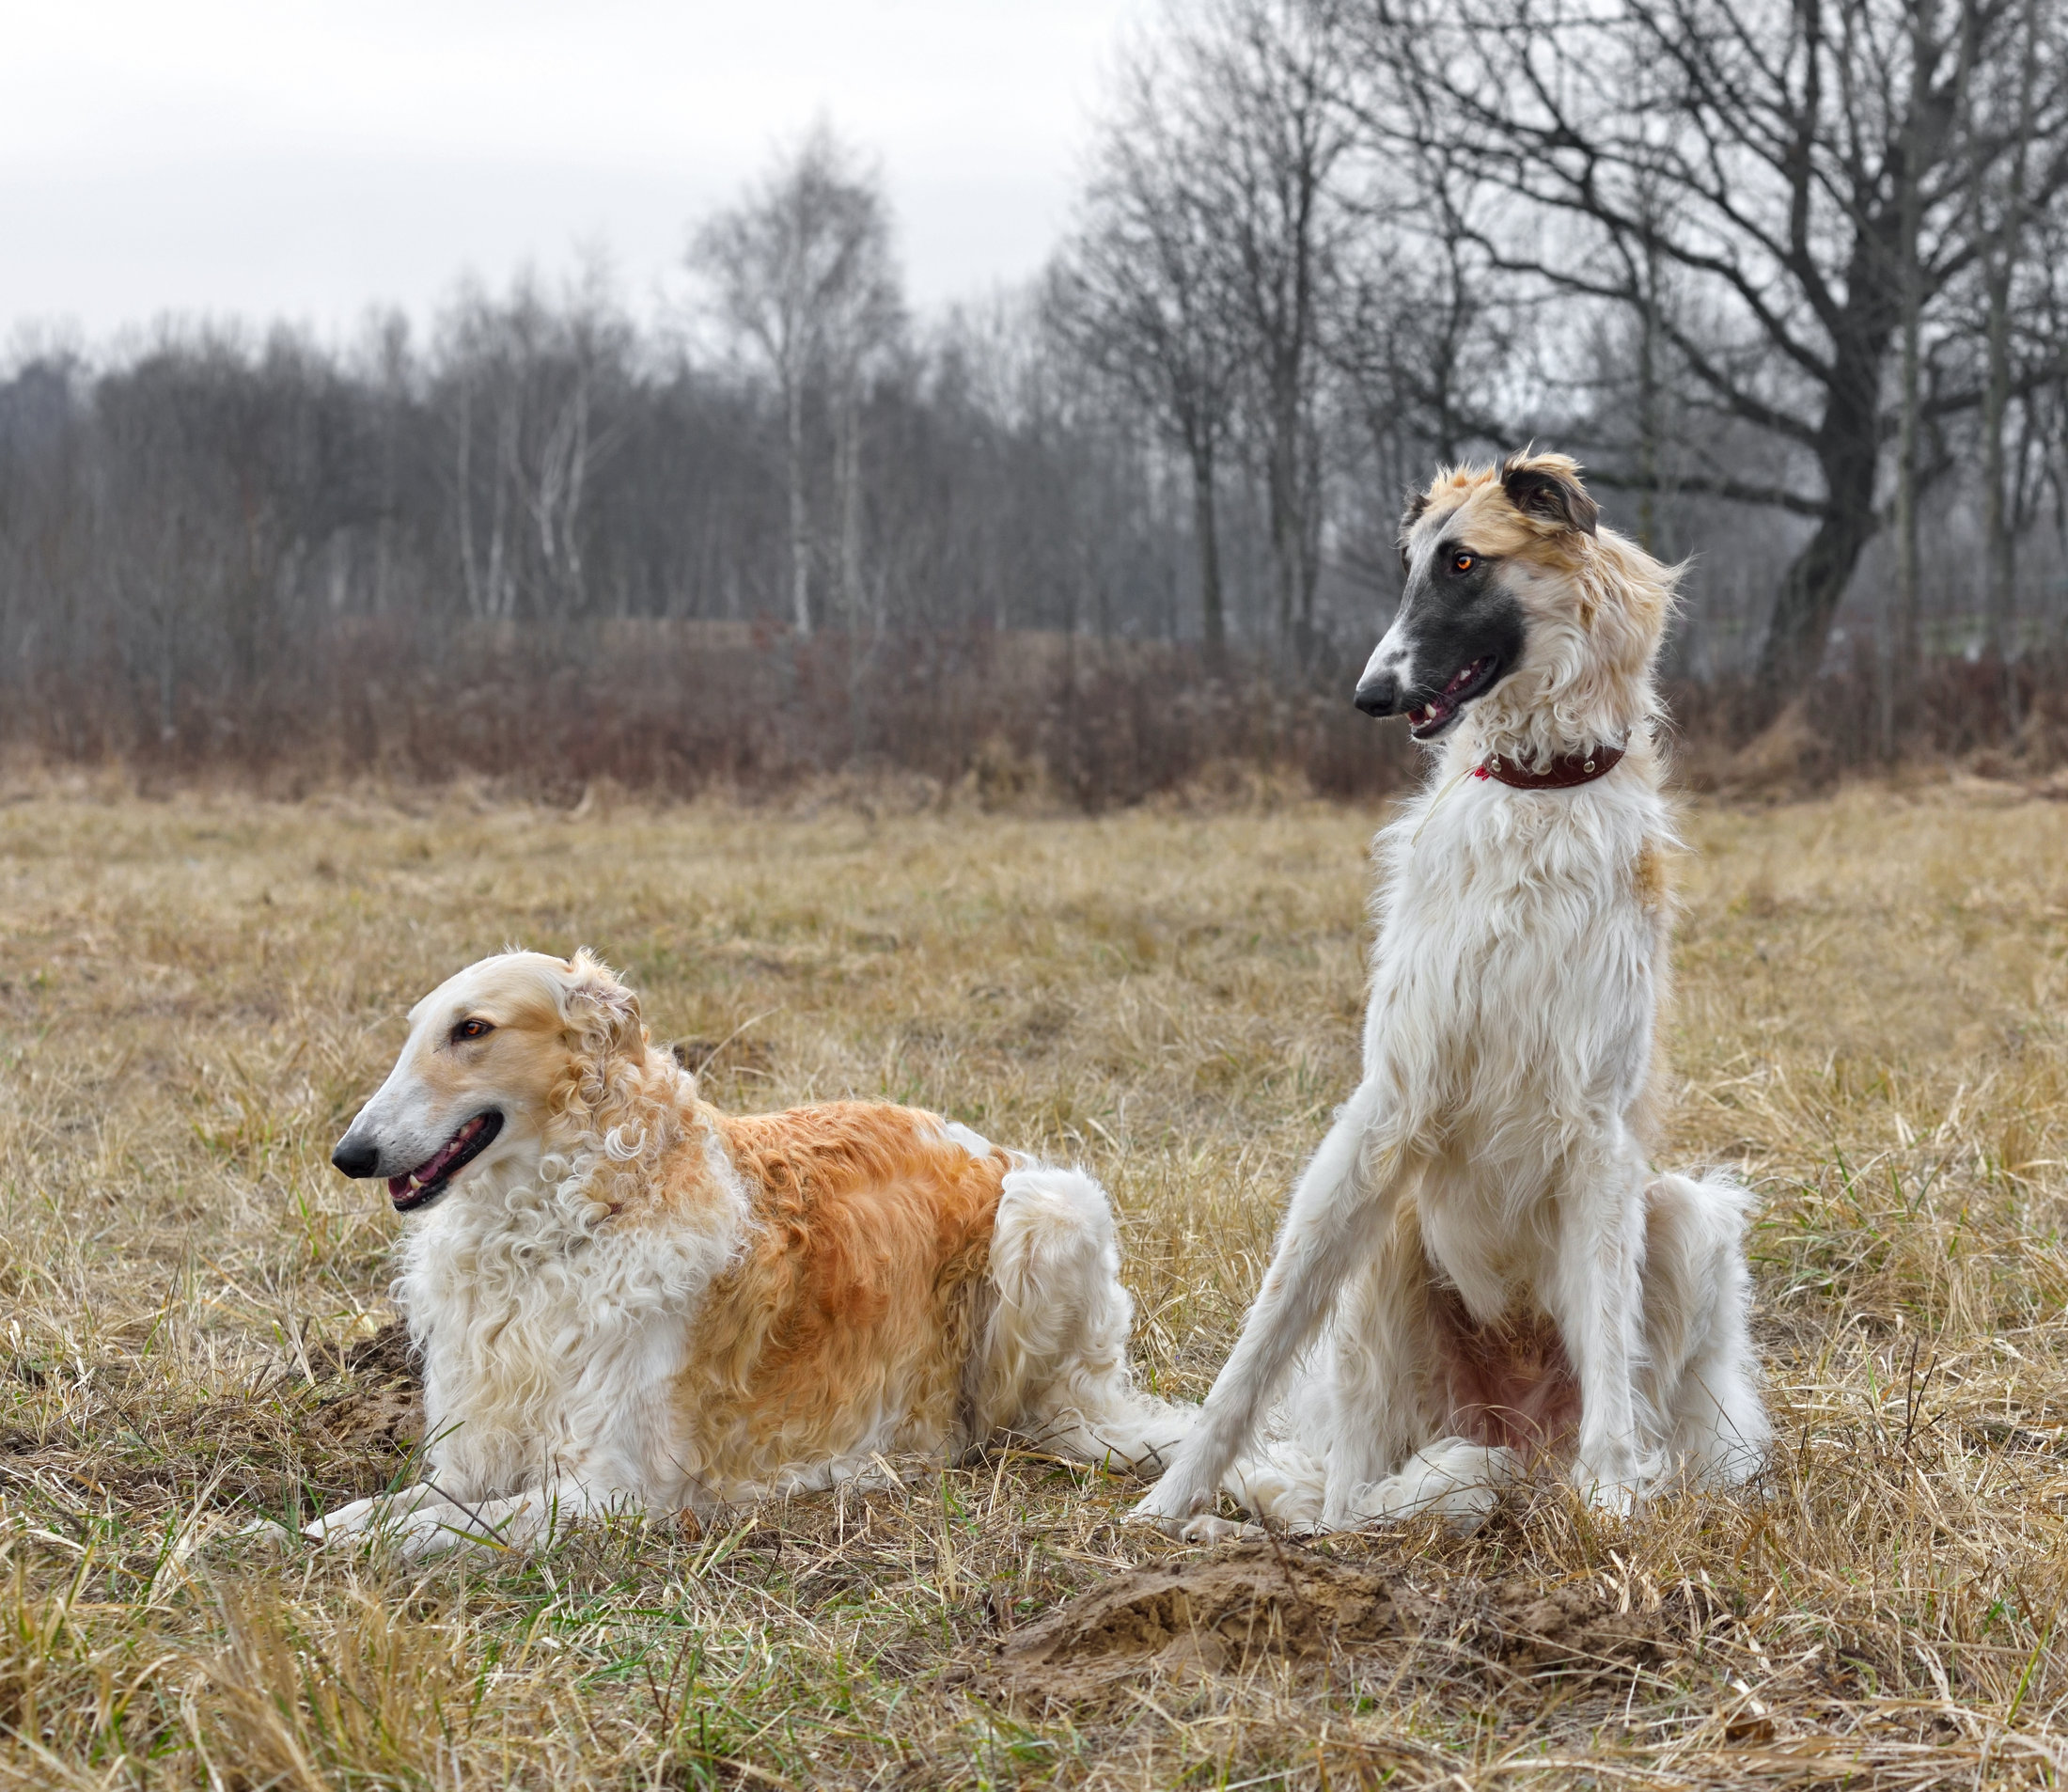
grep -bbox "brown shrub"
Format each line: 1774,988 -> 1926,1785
15,620 -> 2060,809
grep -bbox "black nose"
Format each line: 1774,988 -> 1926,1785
332,1138 -> 380,1179
1354,672 -> 1401,717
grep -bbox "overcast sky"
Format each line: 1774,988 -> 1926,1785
1,0 -> 1152,353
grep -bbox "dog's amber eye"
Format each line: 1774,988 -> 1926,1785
1452,552 -> 1475,574
452,1018 -> 494,1043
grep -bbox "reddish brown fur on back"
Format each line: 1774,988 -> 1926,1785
682,1104 -> 1008,1484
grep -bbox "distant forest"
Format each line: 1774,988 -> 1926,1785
5,0 -> 2067,797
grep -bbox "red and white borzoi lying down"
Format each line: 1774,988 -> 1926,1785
315,950 -> 1187,1555
1135,451 -> 1768,1539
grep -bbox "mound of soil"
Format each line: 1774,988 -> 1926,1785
976,1541 -> 1689,1702
309,1319 -> 423,1455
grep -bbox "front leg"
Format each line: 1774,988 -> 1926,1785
305,1485 -> 455,1547
308,1480 -> 619,1557
1315,1205 -> 1438,1530
1134,1081 -> 1402,1536
1546,1135 -> 1653,1513
381,1484 -> 607,1558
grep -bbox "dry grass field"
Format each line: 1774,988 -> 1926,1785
3,773 -> 2067,1789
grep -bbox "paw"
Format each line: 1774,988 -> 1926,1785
232,1517 -> 301,1548
305,1489 -> 445,1548
305,1494 -> 384,1545
1575,1472 -> 1638,1517
1178,1514 -> 1265,1544
1128,1476 -> 1211,1538
384,1505 -> 503,1559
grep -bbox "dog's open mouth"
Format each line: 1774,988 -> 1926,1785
388,1111 -> 503,1212
1405,656 -> 1499,740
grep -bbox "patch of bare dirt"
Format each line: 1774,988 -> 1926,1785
307,1319 -> 422,1455
971,1541 -> 1697,1703
0,1321 -> 429,1517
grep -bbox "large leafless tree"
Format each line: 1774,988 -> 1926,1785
1194,0 -> 1359,659
1056,55 -> 1244,659
1358,0 -> 2068,711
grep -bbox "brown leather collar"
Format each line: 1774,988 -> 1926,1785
1473,744 -> 1626,789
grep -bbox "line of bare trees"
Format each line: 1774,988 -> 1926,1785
3,0 -> 2068,794
1057,0 -> 2068,725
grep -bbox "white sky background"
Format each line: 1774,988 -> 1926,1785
0,0 -> 1152,354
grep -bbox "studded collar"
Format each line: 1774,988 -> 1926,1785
1472,744 -> 1626,790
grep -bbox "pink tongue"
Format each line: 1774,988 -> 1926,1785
387,1161 -> 437,1200
389,1118 -> 478,1199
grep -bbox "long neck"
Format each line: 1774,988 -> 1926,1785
1447,670 -> 1658,776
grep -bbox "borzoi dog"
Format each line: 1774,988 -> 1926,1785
1135,451 -> 1767,1539
314,949 -> 1187,1555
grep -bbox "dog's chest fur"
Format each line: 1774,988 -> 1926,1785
397,1139 -> 748,1503
1367,762 -> 1673,1319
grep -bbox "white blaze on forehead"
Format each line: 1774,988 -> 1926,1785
1404,501 -> 1464,562
1360,634 -> 1405,686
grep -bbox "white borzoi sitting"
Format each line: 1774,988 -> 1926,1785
314,949 -> 1188,1556
1135,451 -> 1768,1539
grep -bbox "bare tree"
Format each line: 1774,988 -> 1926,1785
692,124 -> 901,637
1324,206 -> 1515,488
438,275 -> 628,621
1972,0 -> 2047,691
1055,53 -> 1242,659
1885,0 -> 1943,755
1191,0 -> 1360,660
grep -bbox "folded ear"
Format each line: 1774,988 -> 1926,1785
564,948 -> 640,1047
549,950 -> 648,1135
562,947 -> 644,1089
1500,452 -> 1600,538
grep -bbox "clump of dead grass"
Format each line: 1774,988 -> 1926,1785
1,781 -> 2066,1786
